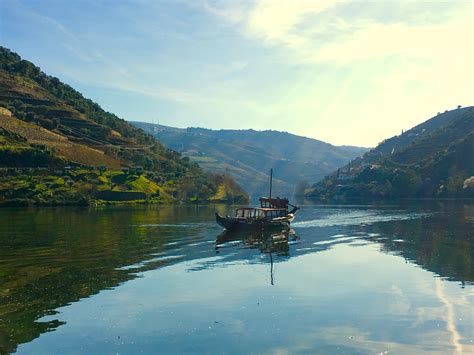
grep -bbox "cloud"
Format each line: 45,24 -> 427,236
232,0 -> 473,66
199,0 -> 474,144
246,0 -> 344,44
201,0 -> 251,25
314,16 -> 473,64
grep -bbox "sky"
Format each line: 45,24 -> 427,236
1,0 -> 473,146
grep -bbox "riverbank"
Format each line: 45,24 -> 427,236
0,167 -> 249,207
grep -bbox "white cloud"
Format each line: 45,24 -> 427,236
233,0 -> 474,66
247,0 -> 344,43
201,0 -> 251,25
201,0 -> 474,145
315,16 -> 473,64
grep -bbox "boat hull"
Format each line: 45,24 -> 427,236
215,213 -> 292,231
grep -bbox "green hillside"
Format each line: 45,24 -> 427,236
132,122 -> 368,199
0,47 -> 248,206
305,107 -> 474,202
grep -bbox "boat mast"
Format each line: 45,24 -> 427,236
269,168 -> 273,199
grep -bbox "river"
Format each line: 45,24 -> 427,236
0,202 -> 472,354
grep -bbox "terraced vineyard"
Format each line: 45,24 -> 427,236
0,46 -> 248,205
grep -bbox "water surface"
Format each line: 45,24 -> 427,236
0,203 -> 472,354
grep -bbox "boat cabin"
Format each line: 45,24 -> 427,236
234,207 -> 288,220
259,197 -> 289,209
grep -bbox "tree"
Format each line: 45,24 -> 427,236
446,175 -> 464,196
98,166 -> 107,175
391,169 -> 421,197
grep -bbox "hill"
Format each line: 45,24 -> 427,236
0,46 -> 248,206
305,107 -> 474,202
132,122 -> 368,199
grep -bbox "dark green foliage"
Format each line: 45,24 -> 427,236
0,148 -> 64,168
391,169 -> 422,197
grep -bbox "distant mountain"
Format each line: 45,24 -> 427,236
305,107 -> 474,202
132,122 -> 368,199
0,46 -> 248,205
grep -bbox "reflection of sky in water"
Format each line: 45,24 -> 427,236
293,208 -> 432,227
6,205 -> 473,355
25,243 -> 472,354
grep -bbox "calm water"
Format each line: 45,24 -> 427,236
0,203 -> 473,354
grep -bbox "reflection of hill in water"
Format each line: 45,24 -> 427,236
366,203 -> 474,285
295,204 -> 473,285
0,206 -> 217,354
0,203 -> 472,353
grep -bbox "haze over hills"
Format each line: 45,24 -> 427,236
132,122 -> 368,199
305,106 -> 474,202
0,47 -> 248,205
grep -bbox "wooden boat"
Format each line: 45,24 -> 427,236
215,169 -> 299,230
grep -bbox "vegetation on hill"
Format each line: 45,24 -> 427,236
0,47 -> 248,205
305,107 -> 474,202
132,122 -> 368,199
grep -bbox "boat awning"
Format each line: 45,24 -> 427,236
235,207 -> 287,212
259,197 -> 289,208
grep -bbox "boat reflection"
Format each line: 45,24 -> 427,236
216,228 -> 300,285
216,228 -> 299,256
